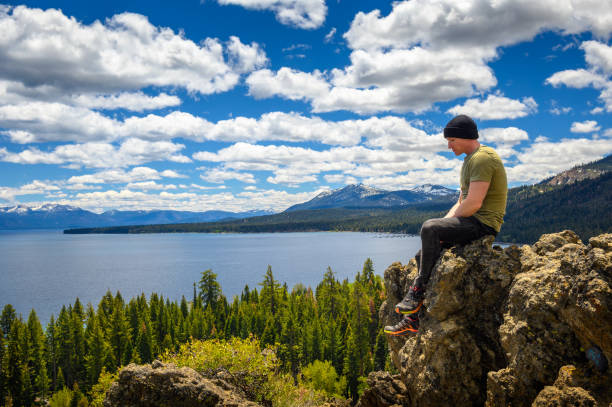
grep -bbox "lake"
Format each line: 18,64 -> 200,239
0,230 -> 421,324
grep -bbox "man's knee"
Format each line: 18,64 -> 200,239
420,218 -> 443,237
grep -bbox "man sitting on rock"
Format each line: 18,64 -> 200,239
385,115 -> 508,335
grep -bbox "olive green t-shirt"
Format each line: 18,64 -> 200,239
460,145 -> 507,232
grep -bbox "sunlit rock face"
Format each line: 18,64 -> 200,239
373,231 -> 611,407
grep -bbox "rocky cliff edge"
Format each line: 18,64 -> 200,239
370,230 -> 611,407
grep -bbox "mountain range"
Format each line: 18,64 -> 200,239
285,183 -> 457,211
0,204 -> 273,230
1,183 -> 458,230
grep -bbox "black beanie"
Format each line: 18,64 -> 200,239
444,115 -> 479,139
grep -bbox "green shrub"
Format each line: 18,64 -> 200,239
162,336 -> 327,407
89,368 -> 118,407
301,360 -> 346,397
48,387 -> 73,407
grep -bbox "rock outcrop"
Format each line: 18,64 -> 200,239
376,231 -> 611,407
104,360 -> 261,407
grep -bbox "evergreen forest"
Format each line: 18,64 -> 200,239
0,260 -> 391,406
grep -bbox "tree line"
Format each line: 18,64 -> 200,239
0,259 -> 391,406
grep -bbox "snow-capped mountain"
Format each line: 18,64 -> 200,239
0,204 -> 274,230
285,183 -> 458,212
408,184 -> 457,196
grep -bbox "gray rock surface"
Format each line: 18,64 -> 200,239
372,231 -> 611,407
104,360 -> 261,407
356,371 -> 409,407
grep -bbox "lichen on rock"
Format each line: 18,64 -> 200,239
376,231 -> 612,407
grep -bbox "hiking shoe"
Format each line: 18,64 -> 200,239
384,315 -> 419,336
395,285 -> 424,315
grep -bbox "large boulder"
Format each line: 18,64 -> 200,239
104,360 -> 261,407
374,231 -> 611,407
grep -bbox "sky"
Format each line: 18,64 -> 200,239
0,0 -> 611,213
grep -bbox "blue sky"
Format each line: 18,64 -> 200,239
0,0 -> 611,213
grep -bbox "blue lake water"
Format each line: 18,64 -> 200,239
0,230 -> 421,324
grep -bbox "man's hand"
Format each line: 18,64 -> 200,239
452,181 -> 490,218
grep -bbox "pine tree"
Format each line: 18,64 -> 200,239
261,315 -> 276,346
84,314 -> 112,387
343,323 -> 360,401
26,309 -> 49,401
69,300 -> 87,389
198,269 -> 221,309
6,319 -> 26,406
350,282 -> 373,377
310,316 -> 323,363
108,300 -> 132,367
0,305 -> 16,340
373,330 -> 387,371
278,314 -> 299,377
55,306 -> 75,390
180,296 -> 189,318
323,319 -> 344,375
317,267 -> 341,320
241,285 -> 251,302
56,367 -> 65,390
361,258 -> 375,288
135,316 -> 154,363
46,315 -> 59,392
0,326 -> 5,404
259,266 -> 280,316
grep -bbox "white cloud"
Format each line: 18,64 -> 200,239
447,94 -> 538,120
67,167 -> 179,185
343,0 -> 612,52
0,180 -> 60,202
506,137 -> 612,183
0,102 -> 120,143
226,36 -> 269,74
479,127 -> 529,144
0,139 -> 190,168
0,100 -> 456,148
549,106 -> 572,115
0,80 -> 182,112
479,127 -> 529,159
324,27 -> 336,43
546,41 -> 612,112
247,0 -> 612,114
266,168 -> 318,187
216,0 -> 327,29
546,68 -> 606,88
126,181 -> 177,190
247,68 -> 329,101
570,120 -> 601,133
582,40 -> 612,75
590,107 -> 604,114
193,140 -> 457,186
160,170 -> 185,178
0,6 -> 266,98
73,92 -> 181,112
60,187 -> 318,213
200,168 -> 256,184
323,173 -> 357,185
249,47 -> 497,114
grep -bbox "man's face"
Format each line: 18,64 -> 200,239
445,137 -> 468,155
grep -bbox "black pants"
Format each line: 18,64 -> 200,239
413,216 -> 496,289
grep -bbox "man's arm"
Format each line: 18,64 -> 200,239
444,196 -> 462,218
451,181 -> 490,218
